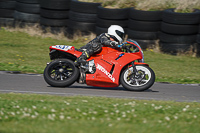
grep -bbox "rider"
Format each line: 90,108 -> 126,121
74,25 -> 125,66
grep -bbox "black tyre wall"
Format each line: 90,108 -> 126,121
197,27 -> 200,57
128,8 -> 162,49
16,0 -> 39,4
14,11 -> 40,22
96,18 -> 128,28
15,2 -> 40,14
69,0 -> 100,34
129,8 -> 162,21
97,6 -> 130,20
40,0 -> 71,34
68,20 -> 96,32
161,22 -> 198,35
159,9 -> 199,54
95,26 -> 107,35
40,17 -> 68,27
69,11 -> 97,23
159,31 -> 197,43
96,6 -> 130,36
0,1 -> 16,9
40,8 -> 69,19
0,9 -> 14,18
128,19 -> 161,32
0,0 -> 15,26
162,8 -> 200,25
70,0 -> 101,14
14,0 -> 40,26
159,42 -> 192,54
40,0 -> 71,10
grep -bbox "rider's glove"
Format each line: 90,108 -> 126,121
110,41 -> 118,47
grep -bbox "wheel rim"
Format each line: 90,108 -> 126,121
123,66 -> 151,86
48,61 -> 74,81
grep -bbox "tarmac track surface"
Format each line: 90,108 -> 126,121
0,71 -> 200,102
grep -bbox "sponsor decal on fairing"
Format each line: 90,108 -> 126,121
96,63 -> 115,82
52,45 -> 72,51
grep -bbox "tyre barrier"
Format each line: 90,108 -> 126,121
68,0 -> 101,36
40,0 -> 71,34
0,0 -> 16,26
128,8 -> 163,49
96,6 -> 130,35
159,8 -> 200,54
196,26 -> 200,57
14,0 -> 40,27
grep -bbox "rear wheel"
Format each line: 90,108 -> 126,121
44,59 -> 79,87
120,65 -> 155,91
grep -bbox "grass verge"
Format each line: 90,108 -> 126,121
0,27 -> 200,84
0,93 -> 200,133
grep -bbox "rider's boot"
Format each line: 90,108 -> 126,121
74,51 -> 89,67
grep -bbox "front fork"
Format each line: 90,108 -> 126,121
127,61 -> 137,80
128,61 -> 146,83
131,61 -> 137,75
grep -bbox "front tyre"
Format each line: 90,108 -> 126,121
44,59 -> 79,87
120,65 -> 155,91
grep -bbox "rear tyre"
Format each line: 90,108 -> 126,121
44,59 -> 79,87
120,65 -> 155,91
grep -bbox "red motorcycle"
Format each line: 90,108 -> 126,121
43,39 -> 155,91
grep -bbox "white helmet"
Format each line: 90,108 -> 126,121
108,25 -> 125,43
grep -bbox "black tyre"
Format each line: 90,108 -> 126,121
0,18 -> 14,26
97,6 -> 130,20
128,29 -> 158,40
41,25 -> 67,34
0,9 -> 14,18
95,26 -> 107,35
197,34 -> 200,43
40,0 -> 70,10
68,20 -> 96,32
96,17 -> 128,28
70,0 -> 101,14
159,42 -> 193,54
14,11 -> 40,22
40,17 -> 69,26
158,31 -> 197,43
133,39 -> 157,49
162,8 -> 200,25
16,0 -> 39,4
40,8 -> 69,19
14,21 -> 38,28
128,19 -> 161,32
0,1 -> 16,9
196,43 -> 200,57
15,2 -> 40,14
120,65 -> 155,91
43,59 -> 79,87
129,8 -> 162,21
69,11 -> 97,23
161,22 -> 198,35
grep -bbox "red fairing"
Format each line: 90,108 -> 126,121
86,47 -> 143,87
49,45 -> 82,57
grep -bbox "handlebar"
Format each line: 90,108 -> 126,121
117,42 -> 127,48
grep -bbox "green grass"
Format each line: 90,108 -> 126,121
0,28 -> 200,84
0,93 -> 199,133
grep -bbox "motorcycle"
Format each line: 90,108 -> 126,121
43,39 -> 155,91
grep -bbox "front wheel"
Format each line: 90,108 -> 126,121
44,59 -> 79,87
120,65 -> 155,91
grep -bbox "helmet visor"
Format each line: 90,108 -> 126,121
116,30 -> 124,40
